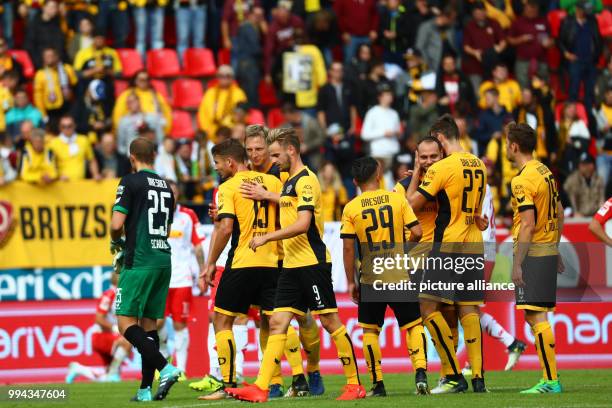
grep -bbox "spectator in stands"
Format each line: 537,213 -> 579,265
436,53 -> 476,115
232,122 -> 246,143
264,0 -> 304,83
474,88 -> 512,156
282,102 -> 325,169
596,56 -> 612,106
117,93 -> 164,155
113,70 -> 171,134
13,120 -> 34,154
508,0 -> 552,88
64,0 -> 95,32
74,29 -> 122,115
233,8 -> 263,107
67,16 -> 94,62
33,48 -> 77,132
404,0 -> 431,51
48,115 -> 100,180
0,79 -> 13,135
486,128 -> 515,214
456,115 -> 477,154
131,0 -> 166,58
2,69 -> 19,94
174,137 -> 198,199
306,9 -> 340,67
197,65 -> 246,142
96,0 -> 129,49
358,59 -> 390,117
6,89 -> 43,137
415,6 -> 457,74
462,1 -> 507,92
72,79 -> 112,142
18,128 -> 57,184
557,101 -> 591,176
0,0 -> 13,49
479,63 -> 521,112
317,62 -> 357,134
378,0 -> 411,67
408,87 -> 440,141
0,38 -> 23,82
514,87 -> 556,162
25,0 -> 66,68
564,153 -> 604,217
155,137 -> 177,181
595,86 -> 612,185
175,0 -> 208,63
394,48 -> 429,115
0,133 -> 16,185
94,131 -> 131,178
334,0 -> 378,64
319,161 -> 348,221
222,0 -> 263,65
561,0 -> 603,15
324,123 -> 356,196
559,0 -> 603,109
361,83 -> 400,186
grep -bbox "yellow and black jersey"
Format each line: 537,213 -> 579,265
511,160 -> 560,256
279,166 -> 331,268
73,46 -> 122,78
265,162 -> 289,184
341,189 -> 419,248
418,152 -> 487,249
394,176 -> 437,243
217,170 -> 283,269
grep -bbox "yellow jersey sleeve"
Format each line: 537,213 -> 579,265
511,175 -> 535,212
417,161 -> 447,201
340,202 -> 357,238
401,199 -> 419,229
216,182 -> 236,220
296,174 -> 317,212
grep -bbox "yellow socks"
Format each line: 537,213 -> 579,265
284,325 -> 304,376
215,330 -> 237,385
424,312 -> 460,377
406,325 -> 427,371
255,334 -> 287,390
451,326 -> 459,352
533,321 -> 558,381
362,332 -> 383,383
331,326 -> 360,385
299,320 -> 321,373
461,313 -> 483,378
259,324 -> 283,385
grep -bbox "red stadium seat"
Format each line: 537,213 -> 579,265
218,48 -> 231,66
146,49 -> 181,78
151,79 -> 170,101
267,108 -> 285,128
247,108 -> 265,125
116,48 -> 144,78
114,79 -> 129,97
182,48 -> 216,77
258,80 -> 279,108
597,10 -> 612,37
555,102 -> 588,124
8,49 -> 34,78
170,110 -> 195,139
547,9 -> 567,38
172,78 -> 204,109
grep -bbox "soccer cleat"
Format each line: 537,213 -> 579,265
366,381 -> 386,397
177,372 -> 188,382
268,383 -> 285,398
153,364 -> 181,401
284,374 -> 310,397
472,377 -> 488,393
462,363 -> 473,377
189,374 -> 223,392
198,388 -> 233,400
130,387 -> 152,402
308,370 -> 325,396
65,362 -> 78,384
430,375 -> 468,394
520,379 -> 562,394
415,368 -> 430,395
226,384 -> 268,403
505,339 -> 527,371
336,384 -> 366,400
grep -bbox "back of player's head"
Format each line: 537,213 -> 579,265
352,157 -> 379,184
266,127 -> 300,152
245,124 -> 269,142
429,114 -> 459,141
129,137 -> 156,164
506,122 -> 536,153
211,138 -> 248,163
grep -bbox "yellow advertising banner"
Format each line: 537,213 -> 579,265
0,180 -> 119,268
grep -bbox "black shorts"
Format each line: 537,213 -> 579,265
275,263 -> 337,316
214,267 -> 279,316
516,255 -> 557,312
359,298 -> 421,331
418,252 -> 484,305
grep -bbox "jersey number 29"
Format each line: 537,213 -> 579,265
148,190 -> 171,236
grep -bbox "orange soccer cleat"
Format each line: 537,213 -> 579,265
336,384 -> 366,400
226,384 -> 269,403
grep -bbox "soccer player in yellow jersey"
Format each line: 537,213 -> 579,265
506,122 -> 564,394
409,115 -> 488,393
202,139 -> 284,399
342,157 -> 428,396
243,125 -> 325,398
227,128 -> 366,402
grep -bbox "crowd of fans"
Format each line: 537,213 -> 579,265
0,0 -> 610,225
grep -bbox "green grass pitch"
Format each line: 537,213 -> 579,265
2,369 -> 612,408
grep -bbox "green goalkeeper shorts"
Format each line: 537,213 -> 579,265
115,266 -> 171,319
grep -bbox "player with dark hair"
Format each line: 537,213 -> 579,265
342,157 -> 428,396
506,122 -> 564,394
110,137 -> 179,401
227,128 -> 366,402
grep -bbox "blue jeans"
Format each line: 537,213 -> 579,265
569,60 -> 596,109
343,35 -> 370,65
597,153 -> 612,187
97,0 -> 129,48
1,2 -> 13,48
176,5 -> 207,62
236,57 -> 259,107
134,7 -> 165,58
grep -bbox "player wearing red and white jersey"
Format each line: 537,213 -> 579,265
589,197 -> 612,246
158,180 -> 206,377
66,274 -> 132,383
